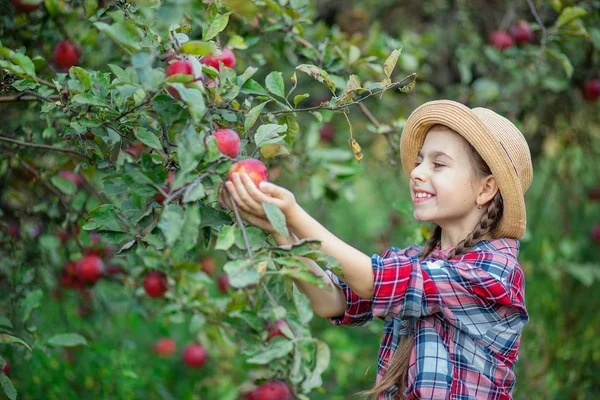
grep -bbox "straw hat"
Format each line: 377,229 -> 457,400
400,100 -> 533,239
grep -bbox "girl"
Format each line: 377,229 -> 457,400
219,99 -> 532,399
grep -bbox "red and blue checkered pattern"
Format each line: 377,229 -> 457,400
326,238 -> 528,399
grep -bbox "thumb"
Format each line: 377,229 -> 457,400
259,181 -> 281,196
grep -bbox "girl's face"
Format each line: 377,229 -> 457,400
409,127 -> 484,232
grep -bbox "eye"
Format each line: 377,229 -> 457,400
433,163 -> 445,168
414,162 -> 422,167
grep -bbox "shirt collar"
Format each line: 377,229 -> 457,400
426,238 -> 520,261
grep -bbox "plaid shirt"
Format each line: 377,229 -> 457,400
326,238 -> 528,399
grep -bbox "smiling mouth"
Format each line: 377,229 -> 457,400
414,192 -> 435,203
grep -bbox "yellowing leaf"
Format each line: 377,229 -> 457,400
384,48 -> 402,79
339,74 -> 361,104
296,64 -> 336,94
348,138 -> 363,163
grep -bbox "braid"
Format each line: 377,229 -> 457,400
447,192 -> 504,259
418,225 -> 442,262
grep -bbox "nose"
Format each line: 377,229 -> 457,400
410,162 -> 428,182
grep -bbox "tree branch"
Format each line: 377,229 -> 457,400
526,0 -> 547,53
0,92 -> 60,103
0,135 -> 92,162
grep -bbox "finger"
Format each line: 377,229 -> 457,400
232,173 -> 263,213
240,173 -> 275,213
257,181 -> 288,206
224,180 -> 247,211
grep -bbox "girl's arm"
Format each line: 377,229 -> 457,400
271,231 -> 347,319
224,173 -> 375,299
218,182 -> 347,318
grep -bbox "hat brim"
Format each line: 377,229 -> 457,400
400,100 -> 526,239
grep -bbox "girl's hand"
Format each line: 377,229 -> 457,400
218,185 -> 280,235
222,173 -> 299,224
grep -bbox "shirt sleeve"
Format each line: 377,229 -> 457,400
371,249 -> 528,327
324,269 -> 373,326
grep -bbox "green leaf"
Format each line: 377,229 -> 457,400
183,180 -> 206,203
171,84 -> 206,122
254,124 -> 287,147
215,225 -> 236,251
50,176 -> 78,195
293,285 -> 314,324
0,373 -> 16,400
0,334 -> 32,350
237,66 -> 258,86
135,128 -> 162,150
265,71 -> 285,99
203,13 -> 231,41
180,41 -> 217,56
302,339 -> 330,392
241,79 -> 268,96
172,204 -> 201,260
556,6 -> 587,27
244,102 -> 268,133
94,21 -> 142,52
178,125 -> 205,173
70,67 -> 91,90
246,339 -> 294,364
0,47 -> 36,78
384,48 -> 402,78
263,201 -> 289,238
293,93 -> 309,106
545,49 -> 573,78
71,93 -> 110,108
83,204 -> 126,232
158,204 -> 185,246
47,333 -> 88,347
21,289 -> 43,324
296,64 -> 336,94
223,258 -> 262,288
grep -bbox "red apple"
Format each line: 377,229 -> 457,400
266,320 -> 290,341
592,224 -> 600,245
200,257 -> 217,276
125,142 -> 144,159
251,380 -> 291,400
76,254 -> 105,284
182,344 -> 208,368
153,338 -> 177,357
319,123 -> 335,143
11,0 -> 39,12
489,30 -> 514,50
201,48 -> 236,71
509,20 -> 533,45
582,79 -> 600,102
53,40 -> 80,71
165,60 -> 199,100
214,128 -> 241,158
588,186 -> 600,202
1,357 -> 10,377
227,159 -> 269,188
217,273 -> 229,294
60,261 -> 84,289
5,221 -> 20,241
58,170 -> 83,189
143,271 -> 168,298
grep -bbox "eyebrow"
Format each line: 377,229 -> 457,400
417,150 -> 454,161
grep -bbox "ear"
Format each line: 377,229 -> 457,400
477,175 -> 498,206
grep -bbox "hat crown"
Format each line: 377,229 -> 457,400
471,108 -> 533,193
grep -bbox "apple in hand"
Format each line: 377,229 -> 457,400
489,30 -> 514,50
227,159 -> 269,187
200,48 -> 236,71
76,254 -> 105,284
53,40 -> 81,71
182,344 -> 208,368
214,128 -> 241,158
509,20 -> 533,45
143,271 -> 168,298
582,79 -> 600,102
153,338 -> 177,357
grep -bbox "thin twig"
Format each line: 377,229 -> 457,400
269,73 -> 417,115
0,93 -> 60,103
115,98 -> 152,121
526,0 -> 547,53
0,135 -> 92,162
36,77 -> 57,89
358,102 -> 380,128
